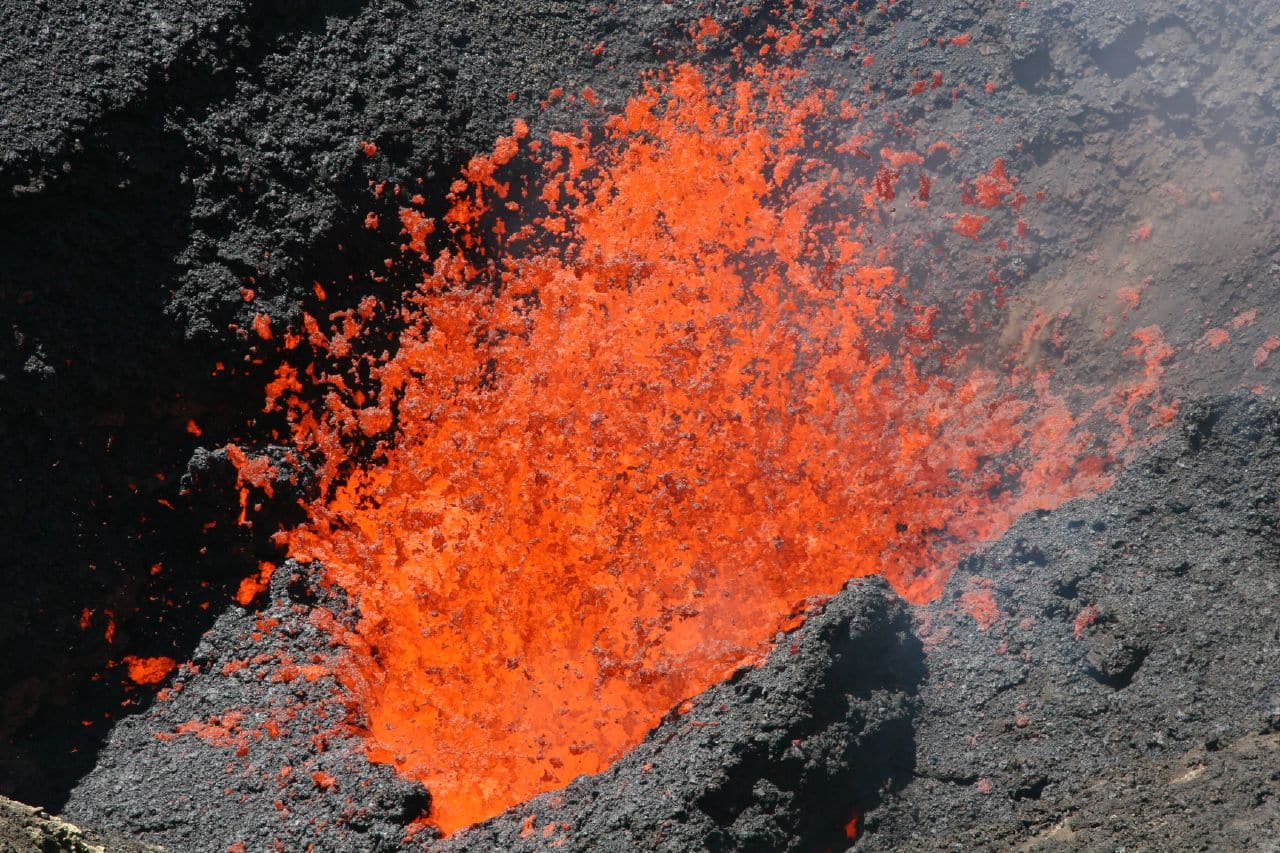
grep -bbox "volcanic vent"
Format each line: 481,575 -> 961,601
249,52 -> 1173,835
5,0 -> 1279,850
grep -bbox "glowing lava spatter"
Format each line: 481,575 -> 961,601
252,60 -> 1170,833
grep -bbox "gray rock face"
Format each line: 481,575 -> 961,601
859,397 -> 1280,851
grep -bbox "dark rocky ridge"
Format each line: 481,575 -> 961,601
65,565 -> 429,852
437,579 -> 923,853
67,568 -> 922,851
859,395 -> 1280,851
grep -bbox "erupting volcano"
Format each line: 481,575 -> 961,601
12,0 -> 1279,849
250,55 -> 1171,833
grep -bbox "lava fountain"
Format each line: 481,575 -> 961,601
242,50 -> 1173,834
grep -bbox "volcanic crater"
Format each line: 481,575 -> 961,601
2,0 -> 1278,851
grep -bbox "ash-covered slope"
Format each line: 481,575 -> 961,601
63,568 -> 428,852
859,395 -> 1280,851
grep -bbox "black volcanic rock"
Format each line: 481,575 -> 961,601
859,396 -> 1280,851
64,561 -> 428,852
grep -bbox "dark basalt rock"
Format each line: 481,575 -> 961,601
859,397 -> 1280,851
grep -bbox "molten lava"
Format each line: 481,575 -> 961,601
253,59 -> 1171,833
122,655 -> 177,686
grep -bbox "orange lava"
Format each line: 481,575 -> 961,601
1200,327 -> 1231,350
234,561 -> 276,606
122,655 -> 177,686
1254,335 -> 1280,368
953,212 -> 989,239
973,158 -> 1016,209
254,61 -> 1172,834
844,808 -> 863,839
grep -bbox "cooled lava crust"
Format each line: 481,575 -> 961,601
3,0 -> 1279,850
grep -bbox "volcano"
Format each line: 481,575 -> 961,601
2,0 -> 1278,851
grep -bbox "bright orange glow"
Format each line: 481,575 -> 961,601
234,561 -> 276,606
253,61 -> 1170,833
122,655 -> 177,686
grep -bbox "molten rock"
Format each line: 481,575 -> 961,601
442,578 -> 920,852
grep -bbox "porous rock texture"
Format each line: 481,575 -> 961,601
858,396 -> 1280,851
64,568 -> 427,853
